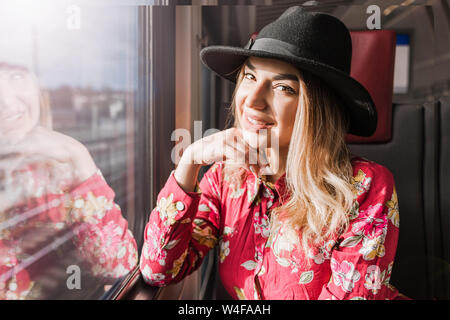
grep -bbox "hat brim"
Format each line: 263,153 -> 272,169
200,45 -> 377,137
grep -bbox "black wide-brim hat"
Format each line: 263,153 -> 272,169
200,6 -> 377,137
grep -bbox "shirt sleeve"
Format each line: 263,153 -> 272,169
318,162 -> 401,300
139,163 -> 222,286
0,239 -> 34,300
66,169 -> 138,279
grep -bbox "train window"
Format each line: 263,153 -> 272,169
0,2 -> 149,300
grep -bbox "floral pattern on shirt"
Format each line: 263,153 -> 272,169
156,194 -> 178,227
330,258 -> 361,293
351,169 -> 372,196
1,169 -> 138,299
339,203 -> 388,261
386,187 -> 400,228
140,157 -> 407,300
218,226 -> 234,264
192,219 -> 217,249
307,240 -> 336,265
265,213 -> 303,273
364,262 -> 394,295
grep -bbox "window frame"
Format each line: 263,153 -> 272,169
102,4 -> 176,300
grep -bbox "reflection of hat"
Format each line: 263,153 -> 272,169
200,6 -> 377,137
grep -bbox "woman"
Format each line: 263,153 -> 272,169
0,63 -> 138,299
140,7 -> 406,300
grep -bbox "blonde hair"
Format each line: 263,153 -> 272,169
38,87 -> 53,130
224,62 -> 355,253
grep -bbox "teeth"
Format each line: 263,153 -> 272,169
3,113 -> 22,121
247,116 -> 266,125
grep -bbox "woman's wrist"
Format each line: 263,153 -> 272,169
69,144 -> 97,184
174,147 -> 202,192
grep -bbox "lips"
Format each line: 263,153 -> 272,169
243,112 -> 274,130
1,112 -> 24,122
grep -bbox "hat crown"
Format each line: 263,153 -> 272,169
256,7 -> 352,74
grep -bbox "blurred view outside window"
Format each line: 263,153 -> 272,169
0,1 -> 141,299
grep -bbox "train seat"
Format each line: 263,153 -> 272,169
348,101 -> 442,299
347,32 -> 449,299
437,96 -> 450,298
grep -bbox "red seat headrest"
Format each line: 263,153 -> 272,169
345,30 -> 397,143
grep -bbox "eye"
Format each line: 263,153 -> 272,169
243,72 -> 255,81
274,84 -> 296,94
10,71 -> 25,81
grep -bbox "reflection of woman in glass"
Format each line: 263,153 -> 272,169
0,63 -> 137,299
140,7 -> 408,300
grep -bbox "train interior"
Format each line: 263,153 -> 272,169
0,0 -> 448,300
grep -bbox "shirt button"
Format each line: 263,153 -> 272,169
176,201 -> 185,211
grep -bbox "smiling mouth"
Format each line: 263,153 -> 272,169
246,115 -> 274,126
2,113 -> 24,121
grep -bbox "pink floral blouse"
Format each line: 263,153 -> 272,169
140,156 -> 408,300
0,168 -> 138,300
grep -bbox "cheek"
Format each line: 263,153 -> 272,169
280,117 -> 295,136
14,91 -> 40,131
234,96 -> 251,134
273,105 -> 298,145
234,93 -> 245,119
29,93 -> 40,124
268,127 -> 290,150
22,83 -> 41,116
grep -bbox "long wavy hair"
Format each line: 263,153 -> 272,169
224,61 -> 355,252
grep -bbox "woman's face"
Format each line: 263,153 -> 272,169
0,66 -> 40,141
235,57 -> 301,152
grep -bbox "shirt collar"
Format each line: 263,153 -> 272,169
264,173 -> 289,205
246,169 -> 289,207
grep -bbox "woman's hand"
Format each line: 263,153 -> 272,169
174,128 -> 267,192
1,126 -> 97,187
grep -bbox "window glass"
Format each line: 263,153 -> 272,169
0,1 -> 140,299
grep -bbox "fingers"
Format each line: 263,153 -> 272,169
194,127 -> 271,174
222,132 -> 266,174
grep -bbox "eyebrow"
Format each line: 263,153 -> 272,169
244,60 -> 299,82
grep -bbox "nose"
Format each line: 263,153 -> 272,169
244,81 -> 269,111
